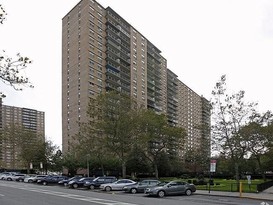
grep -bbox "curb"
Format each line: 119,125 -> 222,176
195,192 -> 273,202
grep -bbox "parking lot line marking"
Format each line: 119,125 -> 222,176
0,183 -> 138,205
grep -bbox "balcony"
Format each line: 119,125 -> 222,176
116,25 -> 130,38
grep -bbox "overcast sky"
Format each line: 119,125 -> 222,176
1,0 -> 273,148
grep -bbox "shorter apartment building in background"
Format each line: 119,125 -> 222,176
0,98 -> 45,169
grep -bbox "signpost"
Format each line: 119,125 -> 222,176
247,175 -> 251,191
210,160 -> 217,172
209,159 -> 217,193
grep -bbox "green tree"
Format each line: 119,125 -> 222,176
50,149 -> 63,173
137,109 -> 186,179
62,151 -> 83,177
240,111 -> 273,181
0,124 -> 44,171
126,145 -> 151,178
0,124 -> 22,168
36,140 -> 60,174
85,91 -> 138,178
211,75 -> 257,188
74,122 -> 111,176
18,129 -> 43,173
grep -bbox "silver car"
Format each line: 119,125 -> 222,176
144,181 -> 196,197
123,179 -> 161,194
24,174 -> 47,183
100,179 -> 136,191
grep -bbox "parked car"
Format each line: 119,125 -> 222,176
0,172 -> 14,180
24,175 -> 47,183
68,177 -> 95,189
122,179 -> 161,194
58,176 -> 83,187
144,181 -> 196,197
84,176 -> 117,190
100,179 -> 137,191
37,175 -> 69,186
11,174 -> 26,182
3,173 -> 18,181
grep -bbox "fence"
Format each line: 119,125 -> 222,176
197,181 -> 273,193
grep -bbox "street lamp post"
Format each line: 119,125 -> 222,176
87,154 -> 90,177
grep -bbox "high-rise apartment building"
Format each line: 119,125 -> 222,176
0,98 -> 45,169
62,0 -> 211,156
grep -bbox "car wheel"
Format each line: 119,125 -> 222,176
28,179 -> 33,183
7,178 -> 12,181
90,185 -> 95,190
19,179 -> 23,182
131,188 -> 137,194
185,189 -> 192,196
73,183 -> 78,189
105,186 -> 111,192
158,190 -> 165,198
42,181 -> 47,186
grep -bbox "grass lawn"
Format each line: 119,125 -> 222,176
158,177 -> 264,193
195,179 -> 263,193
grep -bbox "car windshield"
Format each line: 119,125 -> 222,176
93,177 -> 100,181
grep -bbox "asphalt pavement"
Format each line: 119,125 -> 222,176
196,186 -> 273,201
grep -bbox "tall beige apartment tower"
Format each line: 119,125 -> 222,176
62,0 -> 211,156
0,98 -> 45,169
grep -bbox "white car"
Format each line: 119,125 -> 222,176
100,179 -> 136,191
24,174 -> 47,183
10,174 -> 26,182
0,172 -> 12,180
1,172 -> 18,181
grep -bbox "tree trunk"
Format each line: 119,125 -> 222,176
100,164 -> 105,176
154,164 -> 159,179
257,157 -> 266,181
122,161 -> 126,178
235,162 -> 240,191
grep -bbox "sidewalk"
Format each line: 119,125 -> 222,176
195,186 -> 273,201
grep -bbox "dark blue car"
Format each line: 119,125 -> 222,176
37,175 -> 69,186
68,177 -> 95,189
58,176 -> 83,186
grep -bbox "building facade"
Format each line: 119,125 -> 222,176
62,0 -> 211,157
0,98 -> 45,169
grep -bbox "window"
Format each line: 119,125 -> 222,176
98,35 -> 103,42
98,12 -> 102,20
98,21 -> 103,28
90,29 -> 94,36
97,5 -> 102,12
